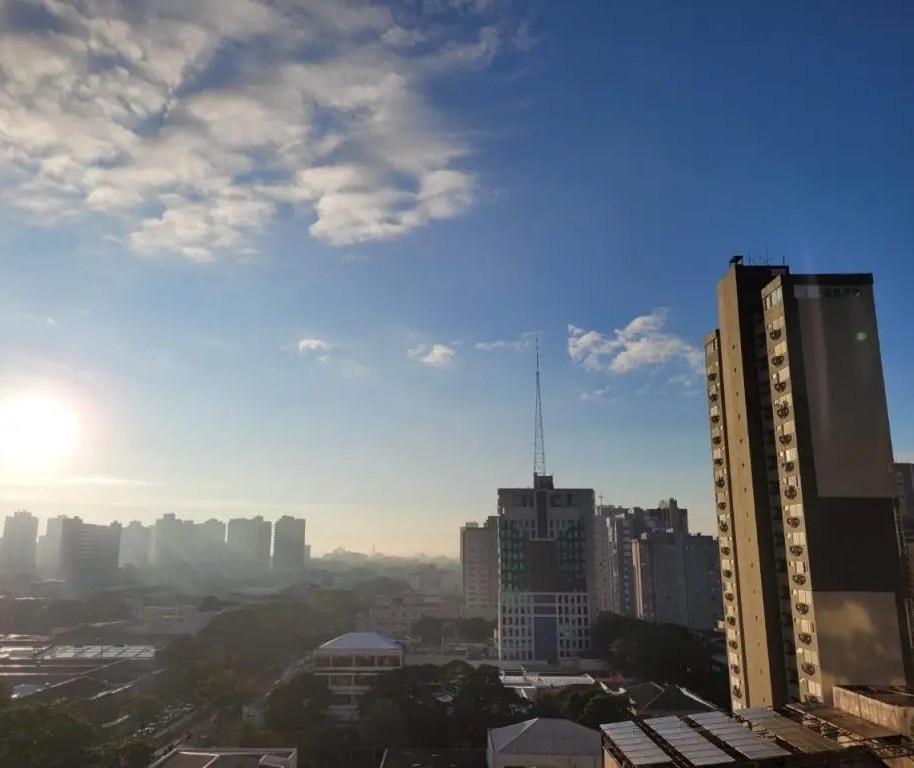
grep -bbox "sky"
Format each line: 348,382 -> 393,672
1,1 -> 913,556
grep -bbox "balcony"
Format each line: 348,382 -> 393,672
725,592 -> 734,602
789,545 -> 804,556
784,487 -> 798,499
711,414 -> 720,424
792,574 -> 807,585
782,461 -> 795,472
719,522 -> 729,533
713,436 -> 722,445
732,686 -> 742,699
716,478 -> 725,488
718,501 -> 727,510
802,663 -> 816,676
769,328 -> 782,340
771,354 -> 785,366
728,640 -> 738,650
723,569 -> 733,579
709,392 -> 719,402
777,405 -> 790,418
795,603 -> 810,614
721,547 -> 731,556
708,372 -> 717,382
798,632 -> 813,645
787,517 -> 801,527
774,381 -> 788,392
731,664 -> 741,674
726,616 -> 737,626
714,458 -> 723,466
779,434 -> 793,445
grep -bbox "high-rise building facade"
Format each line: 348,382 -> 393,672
226,516 -> 272,572
461,517 -> 498,620
59,518 -> 122,585
706,259 -> 912,710
497,474 -> 596,663
631,530 -> 722,631
600,500 -> 689,615
0,510 -> 39,574
272,516 -> 307,574
119,521 -> 152,569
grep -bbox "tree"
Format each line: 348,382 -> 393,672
88,738 -> 154,768
0,703 -> 95,768
411,616 -> 444,648
203,670 -> 256,740
578,693 -> 630,728
265,672 -> 332,734
447,665 -> 527,746
358,698 -> 409,749
128,694 -> 163,725
456,617 -> 495,643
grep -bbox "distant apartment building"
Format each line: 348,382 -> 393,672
631,530 -> 722,631
0,510 -> 39,574
59,518 -> 122,585
461,517 -> 498,620
196,518 -> 227,568
118,521 -> 152,569
497,474 -> 596,663
600,500 -> 689,616
150,514 -> 195,578
362,594 -> 460,638
272,516 -> 308,574
312,632 -> 403,722
226,516 -> 272,572
37,515 -> 66,577
706,259 -> 912,709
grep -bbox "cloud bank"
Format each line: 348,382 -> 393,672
0,0 -> 527,259
568,309 -> 702,376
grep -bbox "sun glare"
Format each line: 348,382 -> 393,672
0,394 -> 80,470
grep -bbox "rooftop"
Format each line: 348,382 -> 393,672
378,749 -> 486,768
151,748 -> 297,768
317,632 -> 401,652
489,718 -> 601,756
38,644 -> 157,661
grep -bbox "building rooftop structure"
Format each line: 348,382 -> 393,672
317,632 -> 401,652
489,718 -> 601,757
378,749 -> 486,768
619,683 -> 719,717
600,706 -> 914,768
150,748 -> 297,768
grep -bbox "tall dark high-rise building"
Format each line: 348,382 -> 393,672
0,509 -> 38,574
706,259 -> 912,710
272,516 -> 307,574
497,474 -> 596,663
59,518 -> 122,585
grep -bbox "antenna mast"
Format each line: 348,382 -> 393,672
534,334 -> 546,477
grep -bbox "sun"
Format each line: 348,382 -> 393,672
0,394 -> 80,470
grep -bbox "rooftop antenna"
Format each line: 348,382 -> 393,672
534,334 -> 546,477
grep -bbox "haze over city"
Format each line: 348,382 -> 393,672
2,1 -> 914,556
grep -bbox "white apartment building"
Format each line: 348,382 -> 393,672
312,632 -> 403,722
461,517 -> 498,620
497,474 -> 596,664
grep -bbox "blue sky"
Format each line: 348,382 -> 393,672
1,1 -> 913,555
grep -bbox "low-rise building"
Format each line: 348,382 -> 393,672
150,748 -> 297,768
487,718 -> 601,768
362,594 -> 460,638
312,632 -> 403,722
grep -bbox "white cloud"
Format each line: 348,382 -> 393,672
473,331 -> 536,351
408,343 -> 456,367
0,0 -> 529,259
297,338 -> 333,354
568,309 -> 702,375
579,386 -> 610,401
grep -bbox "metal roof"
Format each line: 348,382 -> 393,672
601,721 -> 671,766
643,716 -> 734,766
740,708 -> 841,754
316,633 -> 401,652
688,711 -> 790,760
38,645 -> 156,661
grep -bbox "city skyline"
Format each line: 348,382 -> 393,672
2,3 -> 914,556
